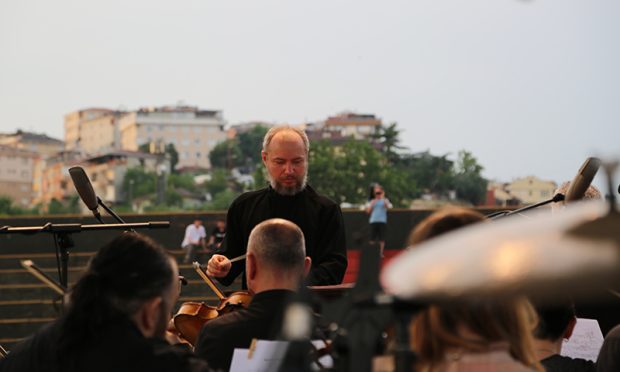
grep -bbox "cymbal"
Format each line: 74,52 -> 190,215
381,201 -> 620,302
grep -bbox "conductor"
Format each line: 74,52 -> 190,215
206,125 -> 347,287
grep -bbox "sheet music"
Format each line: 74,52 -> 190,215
560,318 -> 604,362
229,340 -> 288,372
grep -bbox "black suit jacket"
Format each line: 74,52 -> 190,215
194,289 -> 293,371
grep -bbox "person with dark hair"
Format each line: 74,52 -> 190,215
195,218 -> 312,371
0,233 -> 209,372
207,219 -> 226,251
181,219 -> 207,263
533,301 -> 595,371
365,183 -> 392,257
207,125 -> 347,287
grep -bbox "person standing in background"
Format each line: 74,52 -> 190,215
366,183 -> 392,257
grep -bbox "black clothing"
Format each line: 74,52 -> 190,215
370,222 -> 387,241
218,185 -> 347,287
0,319 -> 209,372
541,354 -> 595,372
194,289 -> 293,372
210,227 -> 226,246
597,325 -> 620,372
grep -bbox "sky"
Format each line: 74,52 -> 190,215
1,0 -> 619,191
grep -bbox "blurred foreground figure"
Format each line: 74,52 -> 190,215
408,207 -> 542,372
0,233 -> 209,372
533,300 -> 595,372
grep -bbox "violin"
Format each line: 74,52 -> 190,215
173,261 -> 252,345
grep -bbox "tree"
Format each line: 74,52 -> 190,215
122,167 -> 157,198
209,139 -> 242,169
165,143 -> 179,172
453,150 -> 488,205
0,196 -> 14,215
308,139 -> 415,206
204,168 -> 230,196
371,122 -> 406,164
237,125 -> 269,171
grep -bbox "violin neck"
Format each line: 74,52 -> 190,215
193,262 -> 226,300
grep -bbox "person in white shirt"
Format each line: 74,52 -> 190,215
181,219 -> 207,263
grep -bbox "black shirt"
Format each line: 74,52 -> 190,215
0,319 -> 210,372
541,354 -> 595,372
210,227 -> 226,246
218,185 -> 347,287
194,289 -> 294,371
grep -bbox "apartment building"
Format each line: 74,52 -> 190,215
0,145 -> 39,208
323,112 -> 382,139
505,176 -> 557,205
64,108 -> 116,152
0,130 -> 64,157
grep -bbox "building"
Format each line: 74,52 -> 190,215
33,150 -> 84,208
119,105 -> 227,170
0,130 -> 64,157
0,145 -> 39,208
323,112 -> 382,139
64,108 -> 117,152
81,150 -> 169,207
507,176 -> 557,205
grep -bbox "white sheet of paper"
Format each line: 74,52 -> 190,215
311,339 -> 334,370
229,340 -> 289,372
560,318 -> 604,362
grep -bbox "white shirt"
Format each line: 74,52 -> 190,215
181,224 -> 206,247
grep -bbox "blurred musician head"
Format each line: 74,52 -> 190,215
408,207 -> 542,371
59,232 -> 179,353
245,218 -> 311,295
407,206 -> 487,247
552,181 -> 602,212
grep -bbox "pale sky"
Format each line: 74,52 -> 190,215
1,0 -> 619,191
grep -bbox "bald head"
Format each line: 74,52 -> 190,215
247,218 -> 306,274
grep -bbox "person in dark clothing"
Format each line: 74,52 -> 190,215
0,233 -> 209,372
533,300 -> 595,372
207,126 -> 347,287
207,219 -> 226,251
596,324 -> 620,372
195,218 -> 312,371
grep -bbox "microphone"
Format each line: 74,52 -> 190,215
565,157 -> 601,202
69,166 -> 104,223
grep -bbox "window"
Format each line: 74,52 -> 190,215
196,152 -> 201,158
194,138 -> 200,145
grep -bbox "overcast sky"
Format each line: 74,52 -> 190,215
1,0 -> 618,190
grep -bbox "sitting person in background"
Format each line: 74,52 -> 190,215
207,219 -> 226,252
181,219 -> 207,263
408,207 -> 542,372
0,233 -> 209,372
195,218 -> 311,371
533,300 -> 595,371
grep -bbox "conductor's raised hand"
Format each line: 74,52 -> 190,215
207,254 -> 231,278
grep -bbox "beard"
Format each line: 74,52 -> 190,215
268,172 -> 308,196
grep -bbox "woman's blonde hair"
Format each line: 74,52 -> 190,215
407,207 -> 541,370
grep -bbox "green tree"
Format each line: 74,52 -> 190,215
237,125 -> 269,170
204,168 -> 230,196
209,140 -> 242,169
453,150 -> 488,205
207,189 -> 238,210
122,167 -> 157,198
168,173 -> 197,192
309,140 -> 411,205
0,196 -> 15,215
165,143 -> 179,172
371,122 -> 406,164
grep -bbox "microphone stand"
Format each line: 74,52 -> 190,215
490,193 -> 565,220
0,222 -> 169,289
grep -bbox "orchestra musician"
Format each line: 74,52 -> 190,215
0,233 -> 209,372
207,125 -> 347,287
194,218 -> 311,371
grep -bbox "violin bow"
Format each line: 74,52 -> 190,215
192,262 -> 226,300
